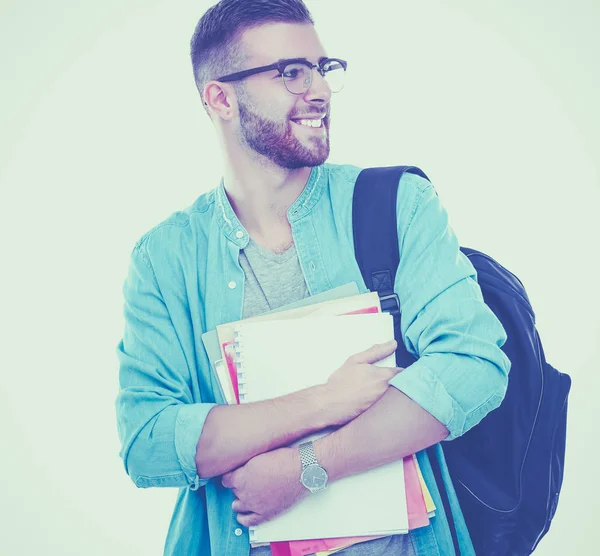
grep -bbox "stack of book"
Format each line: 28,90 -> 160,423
202,283 -> 435,556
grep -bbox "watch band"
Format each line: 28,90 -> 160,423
298,440 -> 328,493
299,441 -> 318,468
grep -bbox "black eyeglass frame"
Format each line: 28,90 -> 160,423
215,57 -> 348,93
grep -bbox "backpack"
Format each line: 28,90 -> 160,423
352,166 -> 571,555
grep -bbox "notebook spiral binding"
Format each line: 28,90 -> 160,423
233,329 -> 248,403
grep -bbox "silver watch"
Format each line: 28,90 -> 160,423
299,441 -> 328,493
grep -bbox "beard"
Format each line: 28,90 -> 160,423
236,96 -> 330,170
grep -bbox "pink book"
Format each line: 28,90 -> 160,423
404,454 -> 430,530
222,341 -> 240,403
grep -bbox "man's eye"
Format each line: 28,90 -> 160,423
282,68 -> 301,79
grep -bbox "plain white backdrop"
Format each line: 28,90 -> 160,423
1,0 -> 598,554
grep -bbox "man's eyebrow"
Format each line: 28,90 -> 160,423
277,56 -> 330,64
277,57 -> 308,63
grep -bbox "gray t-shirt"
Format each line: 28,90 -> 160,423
240,239 -> 415,556
239,238 -> 310,318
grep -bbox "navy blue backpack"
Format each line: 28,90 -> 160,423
352,166 -> 571,555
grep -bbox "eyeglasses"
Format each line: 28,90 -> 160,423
216,57 -> 347,95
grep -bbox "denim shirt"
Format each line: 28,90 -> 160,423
116,163 -> 511,555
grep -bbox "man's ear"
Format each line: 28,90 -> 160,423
203,81 -> 236,120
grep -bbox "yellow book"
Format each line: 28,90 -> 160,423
414,454 -> 436,515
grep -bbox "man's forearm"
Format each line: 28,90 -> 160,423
196,385 -> 332,478
219,387 -> 450,528
196,340 -> 401,480
313,387 -> 449,482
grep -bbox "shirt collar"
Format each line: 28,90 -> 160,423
214,165 -> 325,248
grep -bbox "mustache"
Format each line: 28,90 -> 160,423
290,108 -> 330,119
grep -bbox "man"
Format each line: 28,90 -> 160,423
116,1 -> 510,554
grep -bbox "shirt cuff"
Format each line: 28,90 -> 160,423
175,403 -> 218,489
389,357 -> 465,440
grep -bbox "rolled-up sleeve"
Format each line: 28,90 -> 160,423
388,173 -> 511,440
116,243 -> 216,489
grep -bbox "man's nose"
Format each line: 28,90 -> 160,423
303,69 -> 332,105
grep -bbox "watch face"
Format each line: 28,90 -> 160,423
301,464 -> 328,491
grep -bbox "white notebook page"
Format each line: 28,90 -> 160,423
233,313 -> 409,542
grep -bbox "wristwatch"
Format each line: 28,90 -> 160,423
299,441 -> 328,493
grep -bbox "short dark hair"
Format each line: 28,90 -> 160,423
190,0 -> 314,100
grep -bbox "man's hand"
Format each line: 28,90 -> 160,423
222,447 -> 307,527
322,340 -> 403,426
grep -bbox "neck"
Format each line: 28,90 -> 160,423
221,146 -> 313,239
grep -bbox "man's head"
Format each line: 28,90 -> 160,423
190,0 -> 343,169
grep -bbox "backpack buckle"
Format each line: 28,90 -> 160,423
379,292 -> 400,321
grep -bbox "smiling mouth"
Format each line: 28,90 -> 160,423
291,116 -> 327,129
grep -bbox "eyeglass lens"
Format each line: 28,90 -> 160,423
282,60 -> 345,94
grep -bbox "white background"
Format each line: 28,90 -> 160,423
1,0 -> 598,554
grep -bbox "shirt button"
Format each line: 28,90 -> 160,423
236,231 -> 244,239
234,528 -> 243,536
228,281 -> 236,289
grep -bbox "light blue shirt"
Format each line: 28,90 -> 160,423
116,163 -> 511,555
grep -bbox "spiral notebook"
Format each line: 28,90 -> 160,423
232,313 -> 409,543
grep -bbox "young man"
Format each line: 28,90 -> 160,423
116,1 -> 511,554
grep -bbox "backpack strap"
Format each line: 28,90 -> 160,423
352,166 -> 428,366
352,166 -> 461,555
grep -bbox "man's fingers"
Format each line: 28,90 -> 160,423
372,366 -> 404,380
387,366 -> 404,377
236,511 -> 262,527
231,498 -> 247,513
221,472 -> 233,489
351,340 -> 397,365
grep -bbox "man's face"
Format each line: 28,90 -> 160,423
233,23 -> 333,169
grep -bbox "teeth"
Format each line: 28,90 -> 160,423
297,119 -> 322,128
